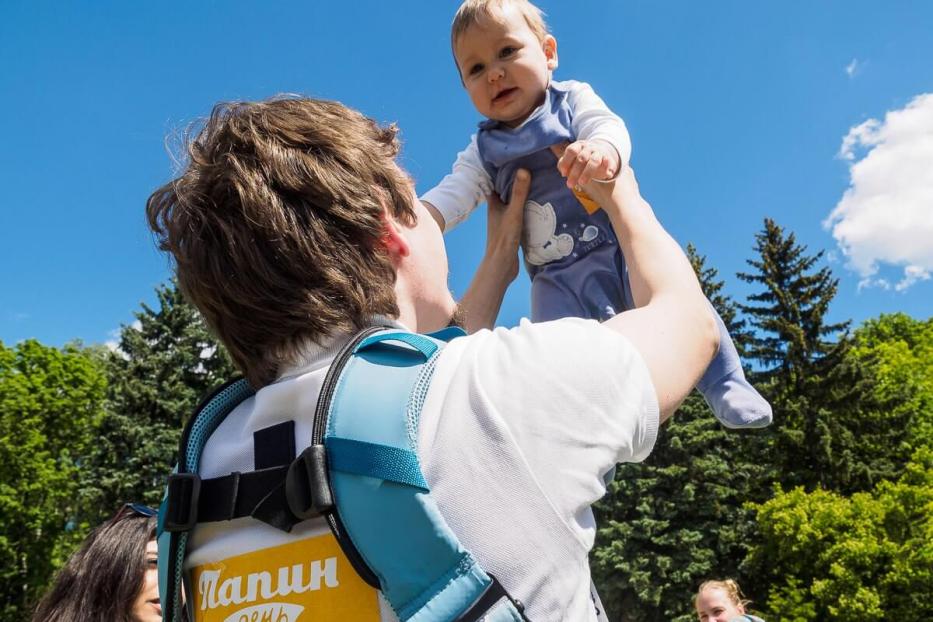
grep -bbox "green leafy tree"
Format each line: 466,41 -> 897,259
850,313 -> 933,450
592,246 -> 769,622
0,340 -> 107,621
83,281 -> 236,519
746,446 -> 933,621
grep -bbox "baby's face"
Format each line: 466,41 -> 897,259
454,4 -> 556,128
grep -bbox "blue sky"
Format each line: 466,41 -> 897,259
1,1 -> 931,348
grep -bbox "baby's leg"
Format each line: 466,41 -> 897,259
695,304 -> 772,428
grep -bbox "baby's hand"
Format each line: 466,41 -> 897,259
555,139 -> 620,189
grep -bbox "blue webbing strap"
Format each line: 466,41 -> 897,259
356,330 -> 441,360
326,436 -> 428,490
157,378 -> 255,622
326,328 -> 528,621
156,478 -> 176,620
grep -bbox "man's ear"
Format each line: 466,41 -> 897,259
381,210 -> 411,261
543,35 -> 558,71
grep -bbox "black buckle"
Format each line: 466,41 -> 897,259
285,445 -> 333,520
456,574 -> 528,622
164,472 -> 201,533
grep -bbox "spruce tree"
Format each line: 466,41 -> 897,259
687,243 -> 749,352
737,219 -> 849,380
82,281 -> 236,521
592,246 -> 767,622
736,219 -> 900,493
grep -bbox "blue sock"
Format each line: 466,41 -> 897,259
695,306 -> 772,429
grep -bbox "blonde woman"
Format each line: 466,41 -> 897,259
695,579 -> 765,622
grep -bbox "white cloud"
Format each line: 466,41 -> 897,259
858,276 -> 890,292
105,320 -> 142,353
895,265 -> 931,291
104,330 -> 121,352
845,58 -> 860,78
824,93 -> 933,292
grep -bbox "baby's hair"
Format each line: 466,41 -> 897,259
696,579 -> 751,610
451,0 -> 550,46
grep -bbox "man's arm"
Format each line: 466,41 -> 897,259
555,149 -> 718,420
457,171 -> 529,333
421,136 -> 492,232
600,170 -> 718,419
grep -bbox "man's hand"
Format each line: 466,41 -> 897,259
555,139 -> 620,189
483,169 -> 529,284
550,143 -> 639,216
458,169 -> 531,333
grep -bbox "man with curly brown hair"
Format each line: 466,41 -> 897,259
147,95 -> 717,621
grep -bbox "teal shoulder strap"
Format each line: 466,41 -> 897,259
325,328 -> 527,621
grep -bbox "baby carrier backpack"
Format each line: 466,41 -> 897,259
156,326 -> 530,622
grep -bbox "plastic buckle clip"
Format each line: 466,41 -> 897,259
456,574 -> 529,622
163,472 -> 201,533
285,445 -> 334,520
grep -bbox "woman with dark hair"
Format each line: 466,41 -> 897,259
31,504 -> 161,622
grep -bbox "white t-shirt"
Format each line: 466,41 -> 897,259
186,318 -> 658,622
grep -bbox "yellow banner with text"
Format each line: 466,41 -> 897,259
191,534 -> 381,622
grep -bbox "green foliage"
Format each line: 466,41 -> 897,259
850,313 -> 933,449
593,394 -> 767,622
737,218 -> 849,375
736,219 -> 846,492
2,232 -> 929,622
0,282 -> 235,621
765,578 -> 817,622
592,246 -> 770,621
592,228 -> 930,620
0,340 -> 107,621
83,281 -> 236,518
746,447 -> 933,621
736,219 -> 904,494
686,243 -> 750,352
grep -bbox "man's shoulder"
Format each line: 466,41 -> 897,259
432,317 -> 629,391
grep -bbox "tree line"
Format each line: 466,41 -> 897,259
1,218 -> 930,621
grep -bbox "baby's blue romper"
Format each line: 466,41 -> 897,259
476,81 -> 772,429
477,81 -> 631,322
